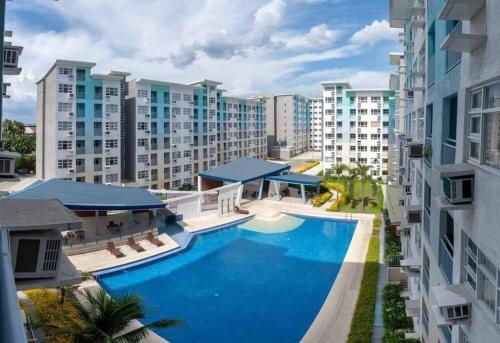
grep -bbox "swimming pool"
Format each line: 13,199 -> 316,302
98,215 -> 357,342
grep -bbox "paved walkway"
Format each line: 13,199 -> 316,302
303,161 -> 323,176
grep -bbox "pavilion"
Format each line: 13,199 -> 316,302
198,158 -> 322,203
6,179 -> 166,235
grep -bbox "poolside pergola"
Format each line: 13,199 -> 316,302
265,173 -> 322,203
7,179 -> 166,236
197,158 -> 322,203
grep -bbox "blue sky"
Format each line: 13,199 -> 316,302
4,0 -> 401,123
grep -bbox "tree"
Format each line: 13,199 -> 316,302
73,288 -> 182,343
354,163 -> 372,213
344,166 -> 358,204
180,183 -> 195,191
332,163 -> 347,200
2,119 -> 35,155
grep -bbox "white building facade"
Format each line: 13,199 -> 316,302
309,98 -> 323,151
389,0 -> 500,342
321,81 -> 395,179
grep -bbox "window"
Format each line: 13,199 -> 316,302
58,122 -> 73,131
105,157 -> 118,166
57,159 -> 72,169
58,102 -> 72,112
58,140 -> 72,150
58,67 -> 73,75
105,122 -> 118,131
58,84 -> 73,93
172,93 -> 181,101
137,122 -> 148,130
183,108 -> 192,116
105,139 -> 118,148
105,174 -> 119,183
138,154 -> 148,163
467,82 -> 500,169
105,104 -> 118,113
137,89 -> 149,98
138,170 -> 149,179
183,94 -> 192,102
105,87 -> 118,96
137,138 -> 148,146
184,164 -> 192,172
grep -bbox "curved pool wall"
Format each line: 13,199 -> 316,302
97,215 -> 357,343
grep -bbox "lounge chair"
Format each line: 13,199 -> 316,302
147,232 -> 164,247
107,242 -> 125,258
234,206 -> 250,215
128,237 -> 145,252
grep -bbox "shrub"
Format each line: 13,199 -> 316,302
385,227 -> 402,261
24,289 -> 85,343
312,191 -> 332,207
382,284 -> 413,332
347,225 -> 380,343
295,161 -> 320,173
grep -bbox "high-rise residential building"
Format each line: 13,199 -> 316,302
124,79 -> 266,189
265,94 -> 310,159
309,98 -> 323,151
36,61 -> 267,190
36,60 -> 126,185
389,0 -> 500,342
321,81 -> 395,179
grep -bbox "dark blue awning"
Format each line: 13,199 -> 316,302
265,173 -> 322,186
199,158 -> 290,183
7,179 -> 165,211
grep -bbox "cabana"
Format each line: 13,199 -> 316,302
7,179 -> 166,236
265,173 -> 322,203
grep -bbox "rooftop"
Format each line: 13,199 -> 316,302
265,173 -> 322,186
199,158 -> 290,183
0,199 -> 81,231
7,179 -> 165,211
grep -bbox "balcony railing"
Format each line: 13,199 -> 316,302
423,208 -> 431,239
441,142 -> 456,165
428,55 -> 436,85
439,237 -> 454,284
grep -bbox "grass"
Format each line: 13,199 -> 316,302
24,289 -> 85,343
347,218 -> 381,343
294,161 -> 320,173
329,180 -> 384,215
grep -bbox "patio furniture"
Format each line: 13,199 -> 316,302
127,237 -> 145,252
106,222 -> 123,234
147,232 -> 164,247
75,229 -> 85,241
234,206 -> 250,215
107,242 -> 125,258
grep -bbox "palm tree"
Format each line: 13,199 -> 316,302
74,288 -> 182,343
355,162 -> 372,213
332,163 -> 347,200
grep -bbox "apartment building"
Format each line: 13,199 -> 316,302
36,60 -> 126,185
309,98 -> 323,151
321,81 -> 395,179
125,79 -> 266,189
389,0 -> 500,342
36,61 -> 267,190
265,94 -> 310,159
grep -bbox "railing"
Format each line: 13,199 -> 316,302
0,229 -> 28,343
387,254 -> 404,268
439,237 -> 454,284
441,325 -> 452,343
422,263 -> 430,294
423,208 -> 431,240
441,142 -> 456,165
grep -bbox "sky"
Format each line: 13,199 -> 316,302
4,0 -> 401,123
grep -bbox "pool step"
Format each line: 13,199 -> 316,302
170,230 -> 194,249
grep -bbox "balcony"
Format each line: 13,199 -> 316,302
439,237 -> 454,283
389,0 -> 413,28
438,0 -> 485,20
3,45 -> 23,75
411,0 -> 425,16
410,15 -> 425,29
441,142 -> 456,165
405,299 -> 420,318
441,21 -> 486,53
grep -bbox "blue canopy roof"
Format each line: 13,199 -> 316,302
265,173 -> 322,186
7,179 -> 165,211
199,158 -> 290,183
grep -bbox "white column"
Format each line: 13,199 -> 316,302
258,179 -> 264,200
300,184 -> 306,203
236,184 -> 244,206
197,176 -> 202,192
273,181 -> 280,201
95,210 -> 99,236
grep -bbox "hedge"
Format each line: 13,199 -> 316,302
312,191 -> 332,207
347,218 -> 380,343
382,284 -> 415,342
295,161 -> 320,173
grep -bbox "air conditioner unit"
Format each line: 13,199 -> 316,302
407,206 -> 421,223
408,143 -> 423,158
68,93 -> 74,98
399,167 -> 406,174
145,162 -> 150,166
105,166 -> 111,170
145,130 -> 151,134
66,150 -> 74,156
172,144 -> 177,148
67,74 -> 74,79
67,131 -> 74,136
398,226 -> 411,237
68,112 -> 74,117
106,95 -> 111,100
144,177 -> 150,182
105,130 -> 111,135
68,168 -> 75,173
145,113 -> 150,118
173,159 -> 177,163
443,175 -> 474,205
105,112 -> 111,117
105,148 -> 111,154
441,304 -> 471,323
398,198 -> 405,207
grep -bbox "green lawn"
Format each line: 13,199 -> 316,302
334,180 -> 384,214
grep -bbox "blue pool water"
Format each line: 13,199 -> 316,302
98,215 -> 356,343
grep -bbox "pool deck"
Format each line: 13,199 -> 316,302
68,198 -> 373,343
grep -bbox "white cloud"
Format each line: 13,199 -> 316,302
275,24 -> 342,50
349,19 -> 399,46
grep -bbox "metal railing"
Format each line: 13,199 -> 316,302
387,254 -> 404,268
441,142 -> 456,165
423,208 -> 431,240
439,237 -> 454,284
428,55 -> 436,85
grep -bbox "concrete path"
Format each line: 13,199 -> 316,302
18,291 -> 45,343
